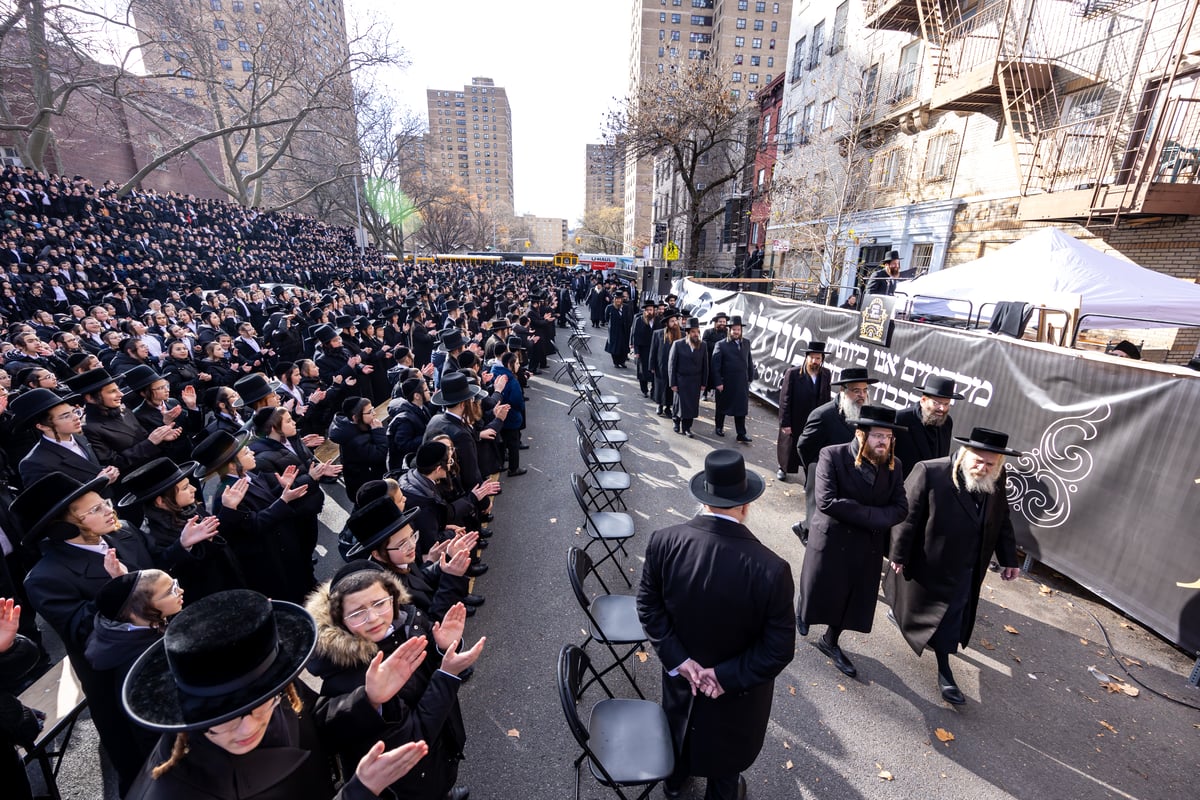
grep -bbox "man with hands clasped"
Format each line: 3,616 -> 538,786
637,450 -> 795,800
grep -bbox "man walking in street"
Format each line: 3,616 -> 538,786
775,341 -> 830,482
701,312 -> 728,400
632,300 -> 657,397
796,405 -> 908,679
792,366 -> 875,544
893,376 -> 962,478
603,292 -> 633,368
886,428 -> 1023,704
711,316 -> 754,443
669,318 -> 709,438
638,449 -> 795,800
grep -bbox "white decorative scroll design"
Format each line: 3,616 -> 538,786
1007,404 -> 1112,529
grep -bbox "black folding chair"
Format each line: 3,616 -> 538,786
571,473 -> 635,587
577,436 -> 630,512
557,644 -> 675,800
573,414 -> 626,453
567,547 -> 647,698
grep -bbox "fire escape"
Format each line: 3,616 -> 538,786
864,0 -> 1200,225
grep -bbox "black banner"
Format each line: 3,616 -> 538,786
676,280 -> 1200,654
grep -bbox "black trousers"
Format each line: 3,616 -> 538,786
500,428 -> 521,471
714,413 -> 747,436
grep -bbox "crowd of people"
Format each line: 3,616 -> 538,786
0,165 -> 577,800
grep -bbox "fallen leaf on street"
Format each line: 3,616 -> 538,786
1121,656 -> 1142,668
878,770 -> 894,781
837,684 -> 846,692
1080,638 -> 1089,646
636,651 -> 649,663
506,729 -> 520,738
783,741 -> 790,749
980,639 -> 996,650
934,728 -> 955,743
1012,654 -> 1022,663
1119,622 -> 1133,629
783,491 -> 792,497
1039,585 -> 1053,595
1099,721 -> 1117,734
788,685 -> 796,695
784,760 -> 794,770
1004,625 -> 1020,635
549,518 -> 557,524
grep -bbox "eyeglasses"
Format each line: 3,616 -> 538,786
53,407 -> 84,422
164,578 -> 183,597
77,498 -> 113,518
205,695 -> 281,736
866,432 -> 895,442
385,531 -> 420,550
343,597 -> 392,627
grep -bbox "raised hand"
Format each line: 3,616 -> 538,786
354,740 -> 429,797
439,635 -> 486,677
277,464 -> 299,491
148,423 -> 180,445
440,546 -> 471,577
181,385 -> 198,409
99,465 -> 121,485
0,598 -> 21,653
221,475 -> 250,510
301,434 -> 325,449
180,515 -> 221,549
281,481 -> 309,503
364,634 -> 427,706
103,548 -> 128,578
431,603 -> 467,652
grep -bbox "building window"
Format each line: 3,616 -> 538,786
210,0 -> 222,9
184,87 -> 197,97
832,2 -> 849,55
753,19 -> 763,31
783,112 -> 796,151
808,21 -> 824,69
671,30 -> 680,40
751,37 -> 761,48
876,148 -> 906,189
762,113 -> 771,144
801,102 -> 815,142
221,58 -> 232,69
910,243 -> 935,276
731,89 -> 740,99
690,14 -> 712,25
232,0 -> 244,9
660,11 -> 667,21
242,60 -> 253,71
671,13 -> 681,22
821,98 -> 836,129
733,53 -> 743,64
735,36 -> 745,47
732,71 -> 742,82
736,18 -> 746,28
214,20 -> 225,30
748,73 -> 759,83
894,41 -> 922,102
738,0 -> 747,9
862,64 -> 879,108
756,1 -> 766,10
790,37 -> 805,81
923,132 -> 959,182
217,38 -> 229,50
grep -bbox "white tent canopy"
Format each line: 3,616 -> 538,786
896,228 -> 1200,330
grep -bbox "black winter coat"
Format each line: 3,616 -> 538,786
386,399 -> 430,472
82,404 -> 165,473
327,415 -> 387,499
776,365 -> 832,474
893,404 -> 954,479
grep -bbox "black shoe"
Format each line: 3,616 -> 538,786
462,593 -> 485,607
887,609 -> 898,629
797,618 -> 809,637
446,787 -> 470,800
684,430 -> 695,438
480,511 -> 494,522
507,467 -> 528,477
816,638 -> 857,678
791,522 -> 808,546
663,778 -> 688,799
673,422 -> 681,433
714,428 -> 725,437
475,539 -> 489,549
467,563 -> 489,577
736,435 -> 752,444
776,469 -> 786,481
736,775 -> 747,800
477,528 -> 494,538
939,675 -> 966,705
518,444 -> 530,450
465,605 -> 477,617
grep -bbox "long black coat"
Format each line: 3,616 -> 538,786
19,434 -> 106,491
648,328 -> 677,408
711,336 -> 754,417
637,515 -> 795,777
603,303 -> 632,357
776,365 -> 831,474
667,338 -> 708,420
893,404 -> 954,479
423,412 -> 481,493
796,399 -> 856,469
884,458 -> 1019,654
82,404 -> 164,473
797,442 -> 908,633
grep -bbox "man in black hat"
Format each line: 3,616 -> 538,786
423,372 -> 490,510
649,310 -> 682,417
69,368 -> 181,477
603,292 -> 633,369
796,406 -> 908,679
711,316 -> 755,443
12,387 -> 114,489
886,428 -> 1023,704
668,318 -> 708,437
893,375 -> 963,479
701,313 -> 728,400
638,449 -> 795,800
775,341 -> 830,482
792,366 -> 876,544
866,250 -> 901,296
631,301 -> 657,397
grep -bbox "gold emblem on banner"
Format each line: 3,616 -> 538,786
858,294 -> 896,347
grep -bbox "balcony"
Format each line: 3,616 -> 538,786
863,0 -> 923,35
930,58 -> 1052,112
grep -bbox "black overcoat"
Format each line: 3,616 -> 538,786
884,458 -> 1019,654
648,328 -> 675,408
711,336 -> 754,417
893,404 -> 954,479
797,442 -> 908,632
637,515 -> 795,777
667,339 -> 708,420
775,365 -> 831,474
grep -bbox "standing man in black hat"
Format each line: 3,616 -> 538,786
68,367 -> 181,477
12,387 -> 115,489
791,366 -> 876,544
701,313 -> 728,401
650,310 -> 682,418
668,318 -> 708,438
603,292 -> 633,369
711,316 -> 755,443
866,250 -> 901,296
893,376 -> 963,479
775,341 -> 830,482
631,300 -> 657,398
886,428 -> 1023,704
638,450 -> 795,800
796,406 -> 908,679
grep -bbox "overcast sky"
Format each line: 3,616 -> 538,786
347,0 -> 632,224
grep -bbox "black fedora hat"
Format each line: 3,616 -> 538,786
344,497 -> 422,558
312,324 -> 337,344
122,590 -> 317,733
8,387 -> 81,429
689,449 -> 765,508
711,312 -> 729,322
489,318 -> 510,330
118,457 -> 199,508
915,375 -> 964,400
234,373 -> 276,406
661,309 -> 682,321
885,250 -> 901,261
12,472 -> 111,542
831,367 -> 879,386
804,341 -> 827,355
852,404 -> 905,431
430,371 -> 476,406
683,317 -> 701,331
121,365 -> 163,394
438,329 -> 465,352
191,429 -> 252,478
505,335 -> 526,352
66,367 -> 118,397
954,427 -> 1023,457
728,315 -> 745,327
335,315 -> 354,328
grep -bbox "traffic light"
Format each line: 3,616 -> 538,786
653,223 -> 667,245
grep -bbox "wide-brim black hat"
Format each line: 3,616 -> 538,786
192,429 -> 253,477
312,324 -> 336,344
915,375 -> 964,400
683,317 -> 701,330
804,341 -> 827,355
688,449 -> 766,508
235,373 -> 276,406
430,371 -> 475,406
728,316 -> 745,327
122,590 -> 317,733
119,457 -> 199,508
661,309 -> 682,321
489,318 -> 510,330
12,472 -> 111,542
954,427 -> 1023,457
121,364 -> 162,394
505,336 -> 526,351
345,498 -> 422,558
831,367 -> 878,386
438,330 -> 465,352
852,404 -> 905,431
65,367 -> 118,396
8,387 -> 81,429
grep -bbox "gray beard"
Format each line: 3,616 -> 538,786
962,469 -> 1000,494
920,407 -> 949,427
838,392 -> 865,420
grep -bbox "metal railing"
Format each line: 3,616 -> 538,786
1070,313 -> 1200,347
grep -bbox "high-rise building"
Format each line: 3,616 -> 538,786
426,77 -> 515,219
584,143 -> 625,216
524,214 -> 568,253
625,0 -> 792,254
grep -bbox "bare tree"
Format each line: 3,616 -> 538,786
574,204 -> 625,252
607,57 -> 758,273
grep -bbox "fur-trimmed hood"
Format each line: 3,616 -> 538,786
305,567 -> 412,671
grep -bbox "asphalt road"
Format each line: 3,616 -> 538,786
29,334 -> 1200,799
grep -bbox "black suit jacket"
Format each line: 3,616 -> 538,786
423,412 -> 481,492
20,435 -> 107,490
796,398 -> 856,469
893,404 -> 954,478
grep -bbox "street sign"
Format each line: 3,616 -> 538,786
664,241 -> 680,261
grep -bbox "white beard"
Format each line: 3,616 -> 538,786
838,392 -> 865,420
962,469 -> 1001,495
